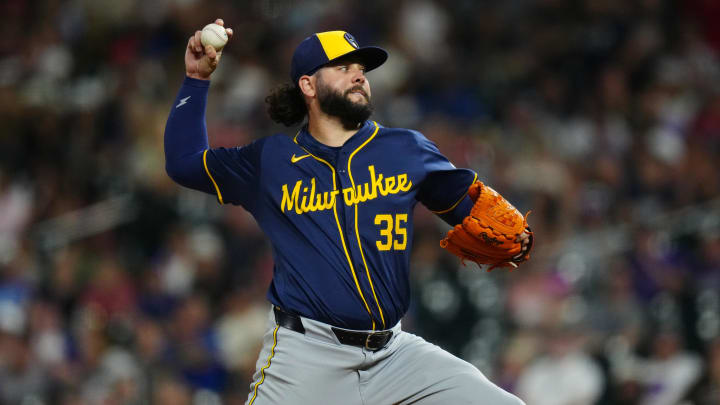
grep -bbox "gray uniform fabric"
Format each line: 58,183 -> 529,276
245,307 -> 525,405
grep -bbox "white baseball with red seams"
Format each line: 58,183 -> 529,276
201,23 -> 228,51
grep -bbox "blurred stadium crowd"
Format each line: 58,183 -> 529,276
1,0 -> 720,404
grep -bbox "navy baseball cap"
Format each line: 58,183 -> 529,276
290,31 -> 388,85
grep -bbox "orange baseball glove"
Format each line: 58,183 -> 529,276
440,182 -> 533,271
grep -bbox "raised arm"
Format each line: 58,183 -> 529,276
164,19 -> 233,192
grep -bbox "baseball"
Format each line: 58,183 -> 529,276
201,23 -> 228,51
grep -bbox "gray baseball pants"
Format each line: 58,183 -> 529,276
245,306 -> 525,405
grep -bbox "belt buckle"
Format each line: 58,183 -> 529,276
364,331 -> 392,351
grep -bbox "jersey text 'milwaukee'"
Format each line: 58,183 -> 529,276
281,165 -> 412,215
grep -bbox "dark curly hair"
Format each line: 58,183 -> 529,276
265,83 -> 307,127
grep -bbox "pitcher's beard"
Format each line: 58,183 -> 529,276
317,82 -> 373,130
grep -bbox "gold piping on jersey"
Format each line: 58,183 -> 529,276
431,172 -> 478,214
292,133 -> 377,330
203,149 -> 224,204
347,121 -> 386,329
248,324 -> 279,405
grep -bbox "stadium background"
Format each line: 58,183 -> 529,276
1,0 -> 719,404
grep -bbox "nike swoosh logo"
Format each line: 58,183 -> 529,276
175,96 -> 191,108
291,154 -> 311,163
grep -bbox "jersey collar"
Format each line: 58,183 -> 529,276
295,120 -> 376,163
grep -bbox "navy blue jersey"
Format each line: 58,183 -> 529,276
165,78 -> 476,330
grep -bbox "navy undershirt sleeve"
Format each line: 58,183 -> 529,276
164,76 -> 264,210
164,77 -> 214,194
436,194 -> 473,226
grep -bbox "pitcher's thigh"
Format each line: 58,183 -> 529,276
245,327 -> 364,405
364,333 -> 525,405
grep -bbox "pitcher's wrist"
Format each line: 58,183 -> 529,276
186,72 -> 210,81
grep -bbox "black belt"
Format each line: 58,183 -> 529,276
273,306 -> 393,351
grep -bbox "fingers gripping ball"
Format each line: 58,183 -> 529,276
440,182 -> 533,271
201,23 -> 228,51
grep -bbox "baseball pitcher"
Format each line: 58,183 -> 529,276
164,19 -> 532,405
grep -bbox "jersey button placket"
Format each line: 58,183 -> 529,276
334,150 -> 352,258
336,151 -> 352,241
338,150 -> 348,174
338,151 -> 353,229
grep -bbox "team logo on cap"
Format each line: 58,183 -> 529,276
344,33 -> 359,49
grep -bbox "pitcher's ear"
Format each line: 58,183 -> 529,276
298,75 -> 315,98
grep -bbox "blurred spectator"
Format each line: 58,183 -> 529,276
152,375 -> 192,405
588,262 -> 645,347
215,289 -> 267,382
687,338 -> 720,405
635,330 -> 702,405
167,294 -> 228,393
515,327 -> 604,405
0,331 -> 49,403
